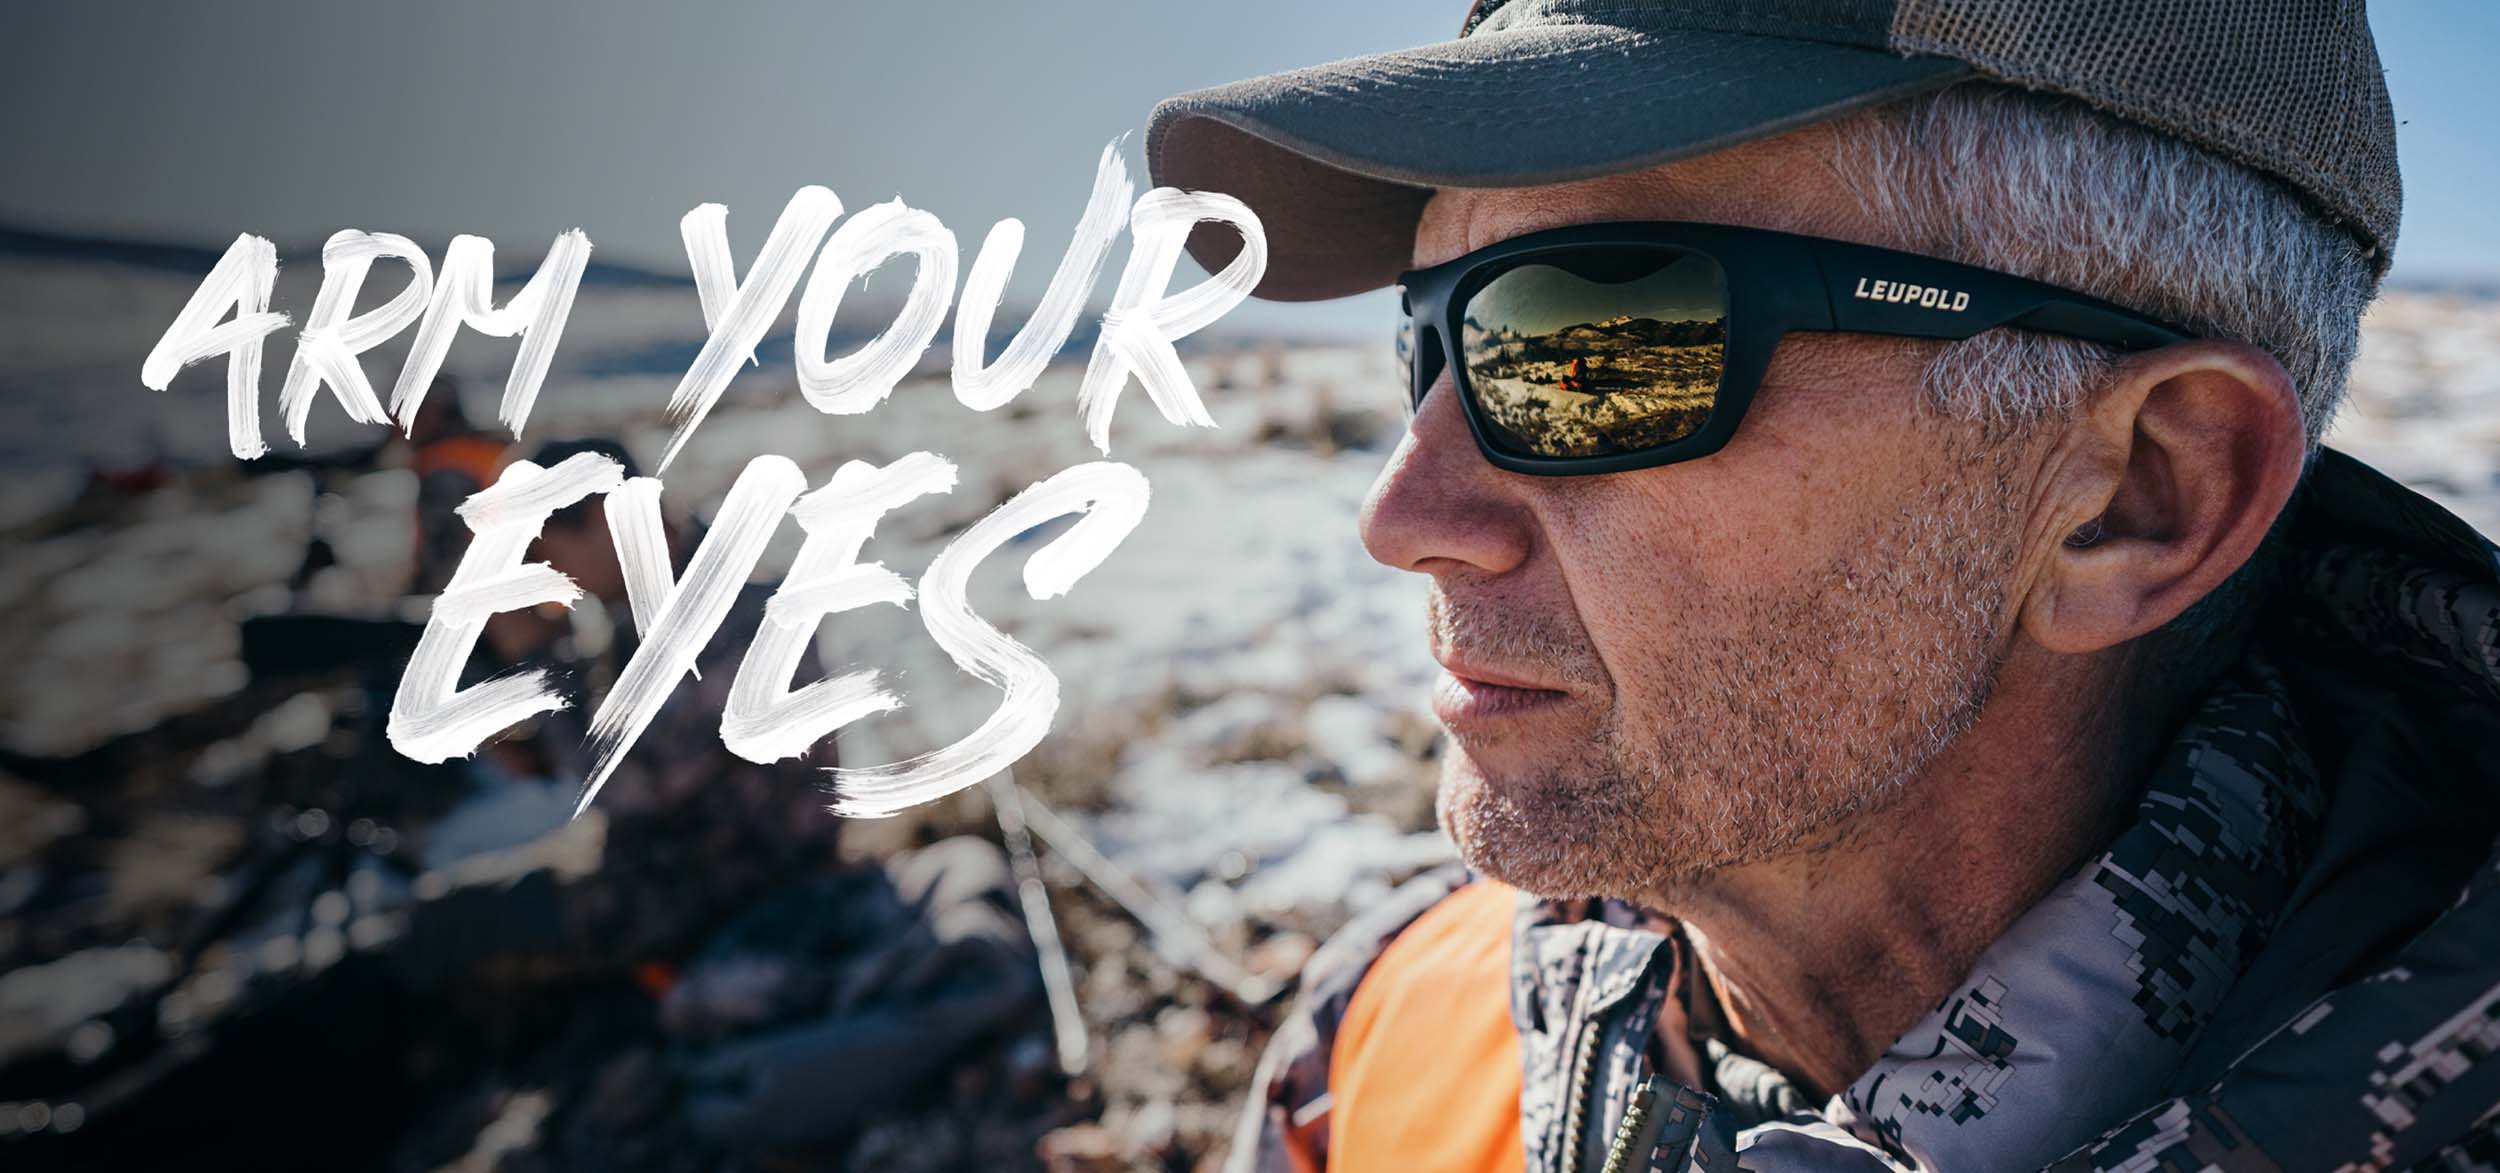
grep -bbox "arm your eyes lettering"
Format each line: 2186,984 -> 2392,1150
139,138 -> 1268,818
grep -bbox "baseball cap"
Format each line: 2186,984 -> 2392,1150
1146,0 -> 2400,301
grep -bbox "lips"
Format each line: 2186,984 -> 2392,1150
1431,658 -> 1573,726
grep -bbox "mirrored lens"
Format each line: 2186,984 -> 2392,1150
1458,248 -> 1726,459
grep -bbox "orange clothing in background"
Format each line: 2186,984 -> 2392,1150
414,435 -> 508,487
1326,880 -> 1525,1172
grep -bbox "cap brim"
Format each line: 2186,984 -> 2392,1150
1147,22 -> 1971,302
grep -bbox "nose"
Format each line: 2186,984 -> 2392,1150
1359,374 -> 1536,577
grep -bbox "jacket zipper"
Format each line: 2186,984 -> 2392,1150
1570,937 -> 1682,1173
1598,1076 -> 1669,1173
1560,1017 -> 1604,1173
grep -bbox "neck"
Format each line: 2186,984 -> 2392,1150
1654,640 -> 2185,1101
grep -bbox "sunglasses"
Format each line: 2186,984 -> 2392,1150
1395,221 -> 2192,475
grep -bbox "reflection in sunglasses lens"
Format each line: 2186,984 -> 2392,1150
1458,249 -> 1726,459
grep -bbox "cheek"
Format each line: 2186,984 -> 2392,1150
1530,394 -> 1944,652
1535,458 -> 1834,619
1693,359 -> 1961,574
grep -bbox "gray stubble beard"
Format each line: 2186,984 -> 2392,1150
1434,453 -> 2022,906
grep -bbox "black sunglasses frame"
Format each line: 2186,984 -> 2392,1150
1397,221 -> 2193,476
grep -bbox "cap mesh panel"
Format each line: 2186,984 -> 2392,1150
1890,0 -> 2399,269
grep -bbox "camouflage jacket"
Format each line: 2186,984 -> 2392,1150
1230,450 -> 2500,1172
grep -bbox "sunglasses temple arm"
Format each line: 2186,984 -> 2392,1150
1805,237 -> 2189,353
2003,301 -> 2190,352
1819,270 -> 2188,353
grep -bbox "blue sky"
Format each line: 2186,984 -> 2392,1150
2367,0 -> 2500,283
4,0 -> 2491,339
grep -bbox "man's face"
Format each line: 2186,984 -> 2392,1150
1366,128 -> 2037,904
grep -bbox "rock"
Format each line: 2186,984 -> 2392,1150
1245,931 -> 1317,984
1036,1122 -> 1124,1172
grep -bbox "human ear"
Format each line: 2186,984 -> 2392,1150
2020,340 -> 2305,654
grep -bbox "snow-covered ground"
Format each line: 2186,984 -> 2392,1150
2334,291 -> 2500,537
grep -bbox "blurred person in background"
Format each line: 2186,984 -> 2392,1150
412,436 -> 1039,1158
440,435 -> 841,973
396,375 -> 509,596
1150,2 -> 2500,1170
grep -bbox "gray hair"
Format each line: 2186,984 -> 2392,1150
1827,82 -> 2380,642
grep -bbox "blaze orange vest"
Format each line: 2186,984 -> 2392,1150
1326,880 -> 1526,1171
